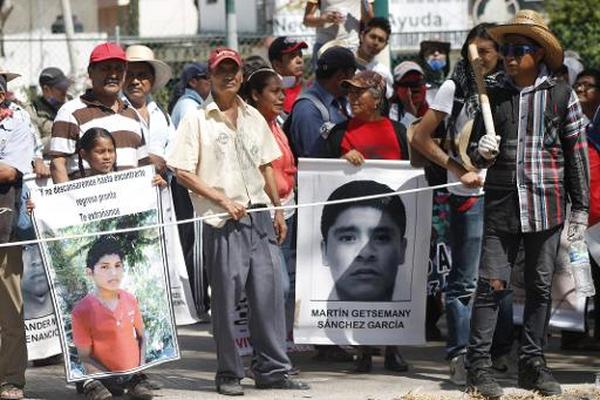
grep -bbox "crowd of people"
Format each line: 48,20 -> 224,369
0,3 -> 598,400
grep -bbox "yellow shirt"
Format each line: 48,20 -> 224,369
167,96 -> 281,227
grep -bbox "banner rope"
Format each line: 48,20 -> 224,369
0,181 -> 462,249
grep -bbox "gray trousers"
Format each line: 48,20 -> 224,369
203,211 -> 291,384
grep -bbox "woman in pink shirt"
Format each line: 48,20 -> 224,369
242,64 -> 299,366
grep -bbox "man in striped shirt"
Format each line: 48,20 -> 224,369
465,11 -> 589,399
49,42 -> 148,183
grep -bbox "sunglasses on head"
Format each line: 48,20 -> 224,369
499,44 -> 539,58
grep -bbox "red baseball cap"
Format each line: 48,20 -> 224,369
208,48 -> 242,71
89,42 -> 127,65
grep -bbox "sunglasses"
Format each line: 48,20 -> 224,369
499,44 -> 539,58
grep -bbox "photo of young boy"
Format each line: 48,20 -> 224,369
319,180 -> 408,302
71,236 -> 145,374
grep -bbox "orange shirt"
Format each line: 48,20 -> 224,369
269,120 -> 297,199
72,290 -> 144,372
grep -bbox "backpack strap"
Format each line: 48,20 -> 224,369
445,78 -> 466,154
296,92 -> 331,122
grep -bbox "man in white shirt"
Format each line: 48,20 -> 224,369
167,48 -> 309,396
355,16 -> 393,98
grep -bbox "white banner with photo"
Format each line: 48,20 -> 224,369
294,159 -> 431,345
22,175 -> 197,362
29,166 -> 180,382
512,221 -> 586,332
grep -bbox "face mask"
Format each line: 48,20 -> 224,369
280,76 -> 297,89
427,58 -> 446,72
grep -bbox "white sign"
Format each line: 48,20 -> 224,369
294,159 -> 431,345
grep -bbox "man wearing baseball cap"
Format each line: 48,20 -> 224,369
25,67 -> 71,155
287,46 -> 357,158
167,47 -> 309,396
49,42 -> 149,183
170,62 -> 210,128
268,36 -> 308,114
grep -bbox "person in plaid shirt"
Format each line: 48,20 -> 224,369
465,10 -> 589,399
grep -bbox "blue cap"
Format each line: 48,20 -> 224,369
180,62 -> 208,85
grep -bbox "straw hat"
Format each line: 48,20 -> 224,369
487,9 -> 563,71
0,67 -> 21,82
125,45 -> 172,92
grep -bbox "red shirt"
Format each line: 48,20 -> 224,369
269,120 -> 297,199
283,83 -> 303,114
72,290 -> 144,372
340,117 -> 403,160
589,146 -> 600,226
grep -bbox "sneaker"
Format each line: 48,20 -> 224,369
466,367 -> 503,399
127,374 -> 154,400
449,354 -> 466,386
82,380 -> 112,400
491,353 -> 517,379
518,357 -> 561,396
216,377 -> 244,396
255,377 -> 310,390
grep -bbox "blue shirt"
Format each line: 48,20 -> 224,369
0,103 -> 35,175
171,88 -> 205,128
288,81 -> 348,157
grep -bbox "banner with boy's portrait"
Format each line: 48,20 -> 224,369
294,159 -> 431,345
29,166 -> 180,382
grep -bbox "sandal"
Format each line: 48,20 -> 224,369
0,383 -> 24,400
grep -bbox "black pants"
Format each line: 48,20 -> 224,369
467,225 -> 562,369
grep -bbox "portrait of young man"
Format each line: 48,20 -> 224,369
319,180 -> 408,302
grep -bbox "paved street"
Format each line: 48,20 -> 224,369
23,323 -> 600,400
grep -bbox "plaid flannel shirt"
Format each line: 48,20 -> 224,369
470,66 -> 590,233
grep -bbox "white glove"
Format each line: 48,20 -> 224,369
478,135 -> 501,160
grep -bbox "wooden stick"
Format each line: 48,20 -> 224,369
467,43 -> 498,156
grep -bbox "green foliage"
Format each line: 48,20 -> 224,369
547,0 -> 600,67
41,210 -> 177,376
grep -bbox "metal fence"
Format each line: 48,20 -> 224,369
0,29 -> 469,103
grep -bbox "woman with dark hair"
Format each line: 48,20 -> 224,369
241,65 -> 299,370
410,23 -> 514,385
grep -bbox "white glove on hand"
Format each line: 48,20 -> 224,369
478,135 -> 501,160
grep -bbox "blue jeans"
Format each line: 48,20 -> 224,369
445,195 -> 483,359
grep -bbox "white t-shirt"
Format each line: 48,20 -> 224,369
365,59 -> 393,98
430,80 -> 486,197
310,0 -> 373,48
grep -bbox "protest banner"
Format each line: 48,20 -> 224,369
29,166 -> 179,382
21,243 -> 62,360
294,159 -> 431,345
512,226 -> 586,332
22,175 -> 197,361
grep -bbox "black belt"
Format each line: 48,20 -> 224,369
247,203 -> 268,210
